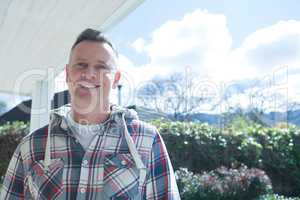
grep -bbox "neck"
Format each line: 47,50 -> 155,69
71,102 -> 111,125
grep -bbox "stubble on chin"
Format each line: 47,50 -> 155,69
71,89 -> 110,115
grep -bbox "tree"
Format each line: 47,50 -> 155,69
136,72 -> 214,120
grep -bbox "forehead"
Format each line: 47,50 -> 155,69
70,41 -> 116,63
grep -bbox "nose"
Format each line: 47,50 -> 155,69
83,66 -> 96,79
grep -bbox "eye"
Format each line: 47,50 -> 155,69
95,64 -> 108,70
73,62 -> 88,69
94,64 -> 112,74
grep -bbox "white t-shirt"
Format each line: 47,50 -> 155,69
65,111 -> 109,150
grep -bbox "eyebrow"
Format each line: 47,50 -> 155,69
75,58 -> 108,65
74,58 -> 114,69
96,60 -> 108,65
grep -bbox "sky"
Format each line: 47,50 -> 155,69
1,0 -> 300,113
109,0 -> 300,61
104,0 -> 300,112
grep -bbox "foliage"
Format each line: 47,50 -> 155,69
151,119 -> 300,196
176,165 -> 272,200
257,194 -> 300,200
0,121 -> 29,179
1,119 -> 300,198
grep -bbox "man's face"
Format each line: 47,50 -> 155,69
66,41 -> 120,110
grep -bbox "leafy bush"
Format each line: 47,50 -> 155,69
0,121 -> 29,179
151,119 -> 300,196
1,119 -> 300,198
257,194 -> 300,200
176,165 -> 272,200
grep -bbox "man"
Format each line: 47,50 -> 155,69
0,28 -> 180,199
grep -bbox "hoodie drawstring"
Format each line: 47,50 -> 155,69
121,113 -> 147,192
44,120 -> 52,171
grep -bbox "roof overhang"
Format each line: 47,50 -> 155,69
0,0 -> 144,96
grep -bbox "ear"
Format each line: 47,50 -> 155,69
112,70 -> 121,89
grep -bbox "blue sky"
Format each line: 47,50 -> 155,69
104,0 -> 300,112
108,0 -> 300,63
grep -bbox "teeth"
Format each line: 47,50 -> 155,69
78,82 -> 98,89
83,85 -> 95,88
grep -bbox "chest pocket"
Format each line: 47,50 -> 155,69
25,159 -> 64,200
103,153 -> 140,199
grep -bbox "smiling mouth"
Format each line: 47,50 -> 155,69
78,81 -> 100,89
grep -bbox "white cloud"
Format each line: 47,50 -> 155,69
144,10 -> 232,74
117,54 -> 171,88
121,9 -> 237,92
131,37 -> 145,53
232,21 -> 300,108
121,10 -> 300,109
241,20 -> 300,51
287,66 -> 300,103
53,10 -> 300,109
234,20 -> 300,74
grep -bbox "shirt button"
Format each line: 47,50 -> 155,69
121,160 -> 127,166
80,187 -> 86,193
83,160 -> 88,166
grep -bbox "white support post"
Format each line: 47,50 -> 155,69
30,70 -> 54,133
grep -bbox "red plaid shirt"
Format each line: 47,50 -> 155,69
0,106 -> 180,199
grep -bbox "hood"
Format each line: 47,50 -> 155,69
50,104 -> 139,126
43,103 -> 146,187
47,104 -> 144,165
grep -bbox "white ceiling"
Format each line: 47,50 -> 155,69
0,0 -> 143,95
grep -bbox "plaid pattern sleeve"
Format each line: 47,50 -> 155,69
0,143 -> 25,200
0,109 -> 181,200
145,128 -> 181,200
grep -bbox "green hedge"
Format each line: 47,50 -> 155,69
258,194 -> 300,200
151,120 -> 300,197
0,121 -> 28,178
0,120 -> 300,198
